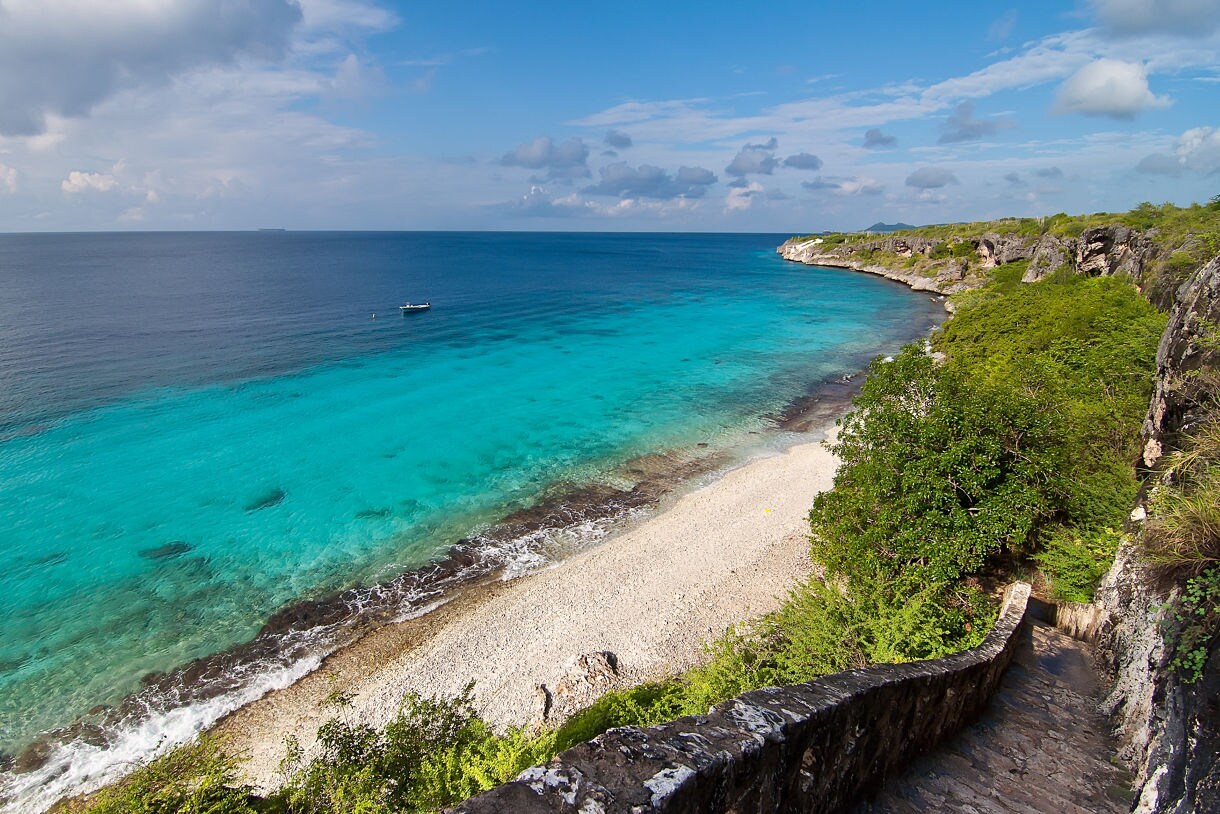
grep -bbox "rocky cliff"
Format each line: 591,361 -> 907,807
778,225 -> 1169,303
780,227 -> 1220,812
1097,255 -> 1220,814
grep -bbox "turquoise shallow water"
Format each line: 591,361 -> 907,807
0,232 -> 942,808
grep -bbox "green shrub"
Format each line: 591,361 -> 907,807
812,274 -> 1162,595
550,680 -> 685,753
1034,527 -> 1123,603
1144,415 -> 1220,576
273,684 -> 553,814
83,738 -> 257,814
810,347 -> 1064,586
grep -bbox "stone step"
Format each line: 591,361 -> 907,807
853,620 -> 1133,814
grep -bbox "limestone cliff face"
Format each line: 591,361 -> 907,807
1097,256 -> 1220,814
1141,256 -> 1220,467
777,225 -> 1167,299
775,235 -> 966,296
777,235 -> 972,295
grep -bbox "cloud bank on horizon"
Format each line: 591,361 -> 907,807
0,0 -> 1217,231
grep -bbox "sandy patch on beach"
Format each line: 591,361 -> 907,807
216,428 -> 840,789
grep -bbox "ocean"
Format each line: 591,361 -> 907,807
0,231 -> 943,810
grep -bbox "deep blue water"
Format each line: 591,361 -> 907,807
0,232 -> 943,810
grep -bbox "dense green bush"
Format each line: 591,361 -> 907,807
1033,527 -> 1124,603
811,274 -> 1163,598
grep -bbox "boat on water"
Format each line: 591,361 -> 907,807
399,302 -> 432,313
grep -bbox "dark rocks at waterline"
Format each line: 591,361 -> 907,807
139,541 -> 192,560
244,487 -> 287,512
11,720 -> 110,774
769,379 -> 862,433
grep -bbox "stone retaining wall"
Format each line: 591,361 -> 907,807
451,582 -> 1031,814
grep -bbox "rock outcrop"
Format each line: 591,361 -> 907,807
1096,254 -> 1220,814
1141,256 -> 1220,466
778,225 -> 1165,294
536,651 -> 621,724
777,237 -> 972,296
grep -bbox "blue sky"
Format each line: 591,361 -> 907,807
0,0 -> 1217,231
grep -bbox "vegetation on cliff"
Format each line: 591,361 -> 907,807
1143,402 -> 1220,686
812,272 -> 1163,604
791,198 -> 1220,304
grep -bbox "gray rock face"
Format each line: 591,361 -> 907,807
1142,255 -> 1220,466
778,226 -> 1164,291
977,232 -> 1034,269
1097,253 -> 1220,814
1022,235 -> 1070,282
1075,225 -> 1159,280
776,238 -> 971,298
449,585 -> 1031,814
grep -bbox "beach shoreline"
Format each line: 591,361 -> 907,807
214,417 -> 845,790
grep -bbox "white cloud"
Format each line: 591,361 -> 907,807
0,163 -> 17,192
1091,0 -> 1220,36
804,175 -> 884,196
863,128 -> 897,149
500,136 -> 590,180
61,170 -> 117,194
1053,59 -> 1170,118
988,10 -> 1019,41
783,152 -> 823,170
0,0 -> 303,135
905,167 -> 959,189
725,138 -> 780,176
836,177 -> 884,196
297,0 -> 398,33
604,129 -> 633,149
923,31 -> 1094,102
725,180 -> 763,210
1136,126 -> 1220,175
939,101 -> 1015,143
582,162 -> 717,199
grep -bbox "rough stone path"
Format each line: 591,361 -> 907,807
854,619 -> 1133,813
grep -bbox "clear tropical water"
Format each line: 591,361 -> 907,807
0,231 -> 942,809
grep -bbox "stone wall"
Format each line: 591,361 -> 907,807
450,583 -> 1031,814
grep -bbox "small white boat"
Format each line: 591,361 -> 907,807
399,302 -> 431,313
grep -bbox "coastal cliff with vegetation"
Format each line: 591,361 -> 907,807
781,200 -> 1220,813
779,200 -> 1219,308
65,201 -> 1219,814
